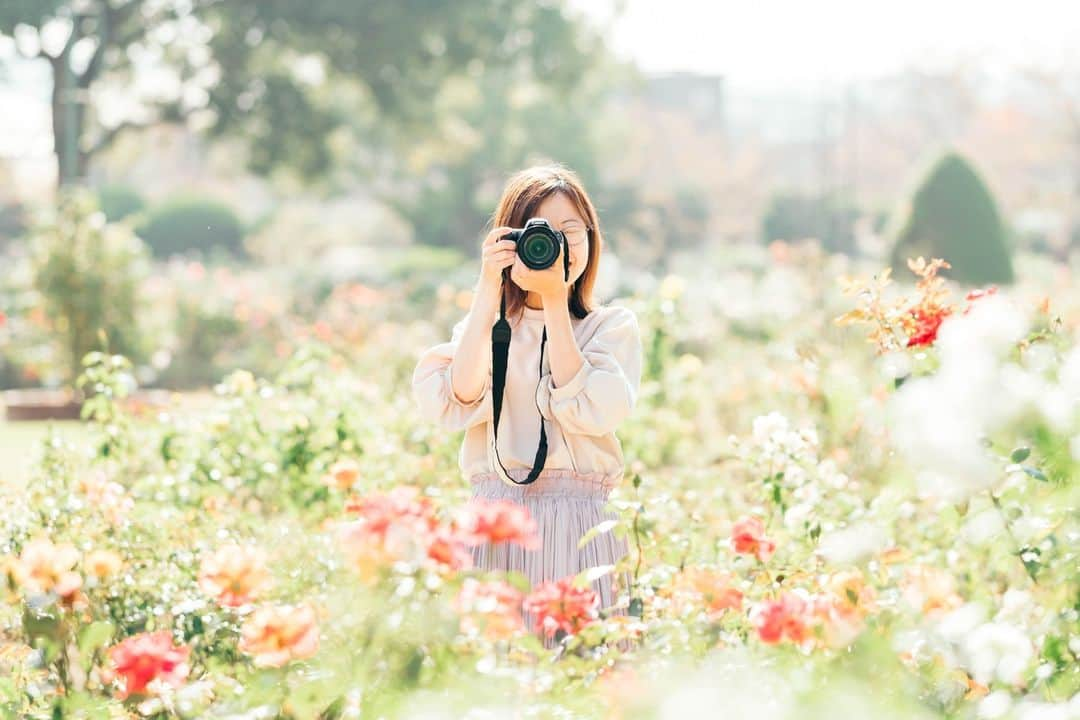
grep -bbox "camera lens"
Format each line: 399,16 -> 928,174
519,230 -> 557,269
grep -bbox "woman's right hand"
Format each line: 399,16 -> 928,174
446,226 -> 516,406
479,226 -> 517,290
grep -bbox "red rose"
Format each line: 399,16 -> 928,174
729,516 -> 777,562
523,576 -> 600,638
753,592 -> 812,646
906,304 -> 953,347
455,498 -> 540,550
106,630 -> 190,699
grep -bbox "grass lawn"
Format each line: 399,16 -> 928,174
0,419 -> 93,490
0,390 -> 216,491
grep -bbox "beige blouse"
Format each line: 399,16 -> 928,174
411,303 -> 643,485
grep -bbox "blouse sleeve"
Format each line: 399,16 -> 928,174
535,306 -> 643,437
411,313 -> 493,432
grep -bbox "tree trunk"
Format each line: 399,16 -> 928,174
49,42 -> 90,189
50,56 -> 67,188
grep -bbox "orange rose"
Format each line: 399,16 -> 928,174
900,565 -> 963,617
85,549 -> 124,578
452,578 -> 526,641
238,603 -> 320,668
9,538 -> 83,598
322,458 -> 361,491
667,566 -> 743,621
197,544 -> 271,607
824,569 -> 877,618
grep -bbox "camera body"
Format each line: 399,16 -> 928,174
502,218 -> 570,277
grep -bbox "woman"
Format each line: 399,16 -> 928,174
411,164 -> 642,648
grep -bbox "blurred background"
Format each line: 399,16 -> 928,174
1,0 -> 1080,399
8,6 -> 1080,715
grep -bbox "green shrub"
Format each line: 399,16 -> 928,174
137,196 -> 247,259
28,189 -> 150,385
0,202 -> 27,245
386,245 -> 465,281
762,191 -> 859,254
96,184 -> 145,221
0,356 -> 31,389
888,151 -> 1015,285
152,297 -> 245,389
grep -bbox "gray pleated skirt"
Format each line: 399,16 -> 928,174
469,468 -> 633,650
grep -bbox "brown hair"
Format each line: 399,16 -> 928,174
489,163 -> 602,323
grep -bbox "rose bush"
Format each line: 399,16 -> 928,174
1,243 -> 1077,719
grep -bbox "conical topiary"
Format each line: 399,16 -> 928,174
888,151 -> 1015,285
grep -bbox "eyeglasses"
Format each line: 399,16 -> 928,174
563,226 -> 591,248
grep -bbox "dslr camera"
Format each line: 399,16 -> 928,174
502,218 -> 570,279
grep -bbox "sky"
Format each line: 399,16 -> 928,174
568,0 -> 1080,95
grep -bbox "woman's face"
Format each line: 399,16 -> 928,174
532,191 -> 590,286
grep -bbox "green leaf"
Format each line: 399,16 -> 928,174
518,633 -> 547,654
628,597 -> 644,617
318,696 -> 346,720
578,519 -> 617,549
1043,635 -> 1068,669
1010,447 -> 1031,463
1022,465 -> 1047,482
78,620 -> 115,658
1019,546 -> 1042,579
55,691 -> 111,720
22,605 -> 64,645
578,564 -> 615,583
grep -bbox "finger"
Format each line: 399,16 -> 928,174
490,256 -> 515,269
486,246 -> 517,260
484,226 -> 514,246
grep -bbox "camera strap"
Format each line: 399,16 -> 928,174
490,292 -> 548,485
488,239 -> 571,486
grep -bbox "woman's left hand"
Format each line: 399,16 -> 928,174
510,242 -> 571,300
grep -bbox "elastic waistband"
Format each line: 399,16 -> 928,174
469,468 -> 621,499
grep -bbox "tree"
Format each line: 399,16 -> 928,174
888,151 -> 1015,285
0,0 -> 183,186
1,1 -> 602,188
375,60 -> 610,250
1024,66 -> 1080,256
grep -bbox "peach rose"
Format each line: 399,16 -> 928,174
9,538 -> 83,598
238,603 -> 320,668
197,544 -> 271,607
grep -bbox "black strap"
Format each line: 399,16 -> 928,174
489,236 -> 571,485
491,292 -> 548,485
